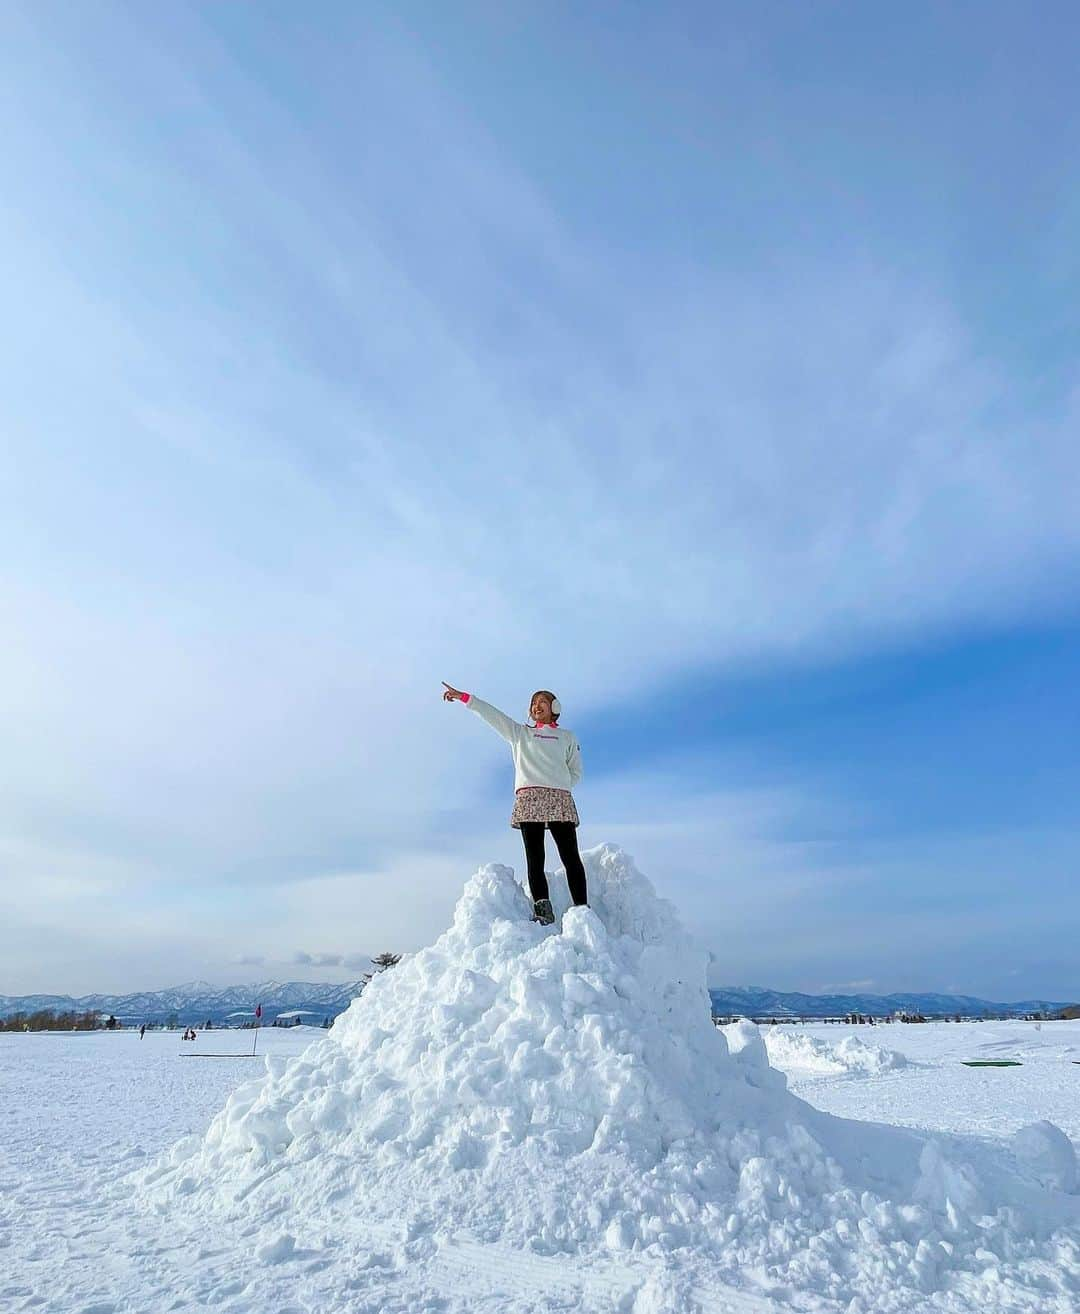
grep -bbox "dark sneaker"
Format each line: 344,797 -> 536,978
532,898 -> 555,926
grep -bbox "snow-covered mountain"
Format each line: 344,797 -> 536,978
0,980 -> 365,1024
1,978 -> 1070,1024
709,984 -> 1072,1018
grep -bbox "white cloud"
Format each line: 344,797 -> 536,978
1,6 -> 1078,995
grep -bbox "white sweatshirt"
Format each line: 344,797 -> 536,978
462,695 -> 583,793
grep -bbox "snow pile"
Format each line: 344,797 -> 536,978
142,845 -> 1080,1310
753,1025 -> 909,1077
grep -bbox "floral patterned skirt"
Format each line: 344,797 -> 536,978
510,786 -> 580,829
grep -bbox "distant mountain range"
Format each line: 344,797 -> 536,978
0,980 -> 1073,1025
708,985 -> 1073,1019
0,980 -> 365,1025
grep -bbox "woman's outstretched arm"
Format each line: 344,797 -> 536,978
442,682 -> 522,744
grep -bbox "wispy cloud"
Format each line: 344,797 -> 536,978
291,952 -> 344,968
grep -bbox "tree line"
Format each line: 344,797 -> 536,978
1,1009 -> 106,1032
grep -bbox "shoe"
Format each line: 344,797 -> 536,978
532,898 -> 555,926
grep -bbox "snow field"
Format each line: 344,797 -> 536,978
131,845 -> 1080,1312
778,1018 -> 1080,1149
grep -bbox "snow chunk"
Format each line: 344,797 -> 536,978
1012,1120 -> 1078,1193
255,1231 -> 296,1264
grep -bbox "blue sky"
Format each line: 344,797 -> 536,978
2,2 -> 1078,1000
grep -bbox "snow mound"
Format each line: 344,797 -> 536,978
754,1025 -> 909,1077
142,845 -> 1080,1309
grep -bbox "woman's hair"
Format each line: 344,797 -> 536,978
530,689 -> 559,723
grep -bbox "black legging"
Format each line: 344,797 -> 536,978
519,822 -> 588,906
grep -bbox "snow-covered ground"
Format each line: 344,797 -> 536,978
765,1019 -> 1080,1146
1,847 -> 1077,1313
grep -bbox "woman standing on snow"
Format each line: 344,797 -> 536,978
441,683 -> 587,924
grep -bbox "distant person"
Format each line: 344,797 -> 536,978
140,1023 -> 146,1039
442,683 -> 586,925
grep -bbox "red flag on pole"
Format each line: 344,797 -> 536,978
255,1003 -> 262,1020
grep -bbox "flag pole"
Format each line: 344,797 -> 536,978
252,1003 -> 262,1056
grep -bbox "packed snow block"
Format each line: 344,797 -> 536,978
913,1140 -> 985,1218
719,1019 -> 787,1091
1012,1120 -> 1078,1193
